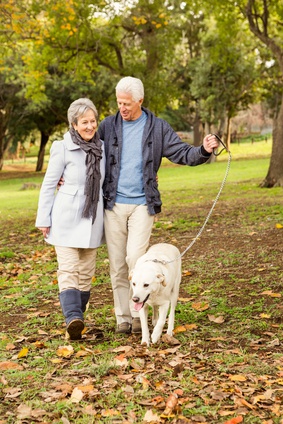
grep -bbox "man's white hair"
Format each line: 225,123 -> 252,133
115,76 -> 144,102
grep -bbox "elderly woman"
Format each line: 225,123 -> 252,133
36,98 -> 105,340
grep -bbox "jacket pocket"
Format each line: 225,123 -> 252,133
59,185 -> 78,196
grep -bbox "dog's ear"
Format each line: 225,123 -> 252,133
128,270 -> 133,281
157,273 -> 166,287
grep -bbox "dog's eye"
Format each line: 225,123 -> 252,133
132,282 -> 136,286
144,284 -> 149,288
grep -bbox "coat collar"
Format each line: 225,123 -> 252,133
63,131 -> 81,151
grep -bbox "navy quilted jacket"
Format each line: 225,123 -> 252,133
98,107 -> 210,215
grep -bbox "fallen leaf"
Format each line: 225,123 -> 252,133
101,409 -> 121,417
229,374 -> 246,382
56,345 -> 74,358
38,329 -> 48,335
82,404 -> 97,416
18,347 -> 28,358
69,387 -> 84,403
207,314 -> 225,323
77,384 -> 94,393
33,341 -> 46,349
136,375 -> 151,389
75,350 -> 91,357
182,270 -> 193,276
261,290 -> 281,298
113,345 -> 133,353
259,313 -> 271,319
4,387 -> 22,398
192,302 -> 209,311
185,323 -> 198,330
113,353 -> 128,367
0,361 -> 24,371
173,325 -> 187,333
275,223 -> 283,229
163,393 -> 178,415
161,334 -> 180,345
223,416 -> 243,424
174,323 -> 198,333
50,358 -> 63,364
5,343 -> 16,351
178,296 -> 194,301
17,403 -> 32,419
143,409 -> 162,422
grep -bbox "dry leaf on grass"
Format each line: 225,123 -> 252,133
208,314 -> 225,323
17,347 -> 28,358
192,302 -> 209,311
143,409 -> 162,422
0,361 -> 24,371
56,345 -> 74,358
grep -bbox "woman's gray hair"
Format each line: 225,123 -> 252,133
115,77 -> 144,102
67,98 -> 98,128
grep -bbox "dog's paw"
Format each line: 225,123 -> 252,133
141,338 -> 150,347
151,334 -> 161,344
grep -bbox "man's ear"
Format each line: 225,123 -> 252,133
157,273 -> 166,287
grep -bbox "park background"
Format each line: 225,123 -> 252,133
1,1 -> 283,424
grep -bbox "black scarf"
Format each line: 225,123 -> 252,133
70,127 -> 102,223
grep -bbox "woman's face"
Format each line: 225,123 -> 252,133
73,109 -> 97,141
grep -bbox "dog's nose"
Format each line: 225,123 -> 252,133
132,296 -> 140,303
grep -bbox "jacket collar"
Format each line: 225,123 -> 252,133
63,131 -> 81,151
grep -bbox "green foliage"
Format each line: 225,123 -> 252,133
0,0 -> 283,179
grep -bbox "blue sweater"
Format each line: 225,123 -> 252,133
116,111 -> 147,205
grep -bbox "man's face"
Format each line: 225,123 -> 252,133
117,92 -> 143,121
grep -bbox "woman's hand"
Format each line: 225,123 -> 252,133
38,227 -> 50,238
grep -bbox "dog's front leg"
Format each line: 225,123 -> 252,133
167,302 -> 176,336
140,304 -> 150,346
152,305 -> 158,327
151,301 -> 170,344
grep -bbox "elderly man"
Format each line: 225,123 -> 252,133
99,76 -> 219,334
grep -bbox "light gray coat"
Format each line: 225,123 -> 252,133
35,132 -> 105,248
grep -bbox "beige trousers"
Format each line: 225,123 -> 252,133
104,204 -> 154,325
55,246 -> 97,293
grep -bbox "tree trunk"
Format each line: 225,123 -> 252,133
245,0 -> 283,187
224,116 -> 231,152
260,93 -> 283,187
0,134 -> 12,171
36,132 -> 49,172
193,111 -> 203,147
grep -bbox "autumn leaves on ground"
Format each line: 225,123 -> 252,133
1,167 -> 283,424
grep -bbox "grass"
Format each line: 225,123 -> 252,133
1,139 -> 283,423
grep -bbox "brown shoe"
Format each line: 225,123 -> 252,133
132,317 -> 142,333
67,319 -> 84,340
115,322 -> 132,334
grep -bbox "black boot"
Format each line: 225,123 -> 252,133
81,290 -> 91,313
59,289 -> 84,340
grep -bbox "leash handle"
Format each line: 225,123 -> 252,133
212,133 -> 230,156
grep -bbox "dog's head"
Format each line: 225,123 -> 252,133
129,266 -> 165,311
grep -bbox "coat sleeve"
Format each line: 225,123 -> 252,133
161,121 -> 210,166
35,141 -> 66,227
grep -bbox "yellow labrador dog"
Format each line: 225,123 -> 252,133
130,243 -> 181,346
